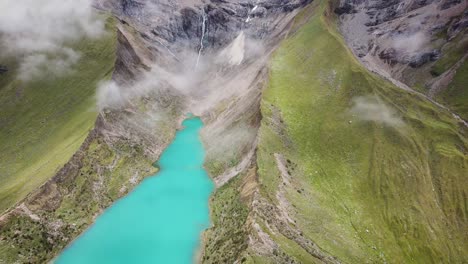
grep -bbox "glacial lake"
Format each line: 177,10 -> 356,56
56,117 -> 214,263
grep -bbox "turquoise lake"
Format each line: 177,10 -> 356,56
56,117 -> 214,264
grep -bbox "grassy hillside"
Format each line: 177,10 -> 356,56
0,16 -> 117,213
0,134 -> 159,263
0,88 -> 183,263
437,60 -> 468,121
256,1 -> 467,263
430,29 -> 468,77
202,170 -> 250,263
431,27 -> 468,120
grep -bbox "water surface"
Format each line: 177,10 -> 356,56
56,117 -> 213,264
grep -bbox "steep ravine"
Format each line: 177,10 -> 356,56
0,0 -> 466,263
0,0 -> 312,263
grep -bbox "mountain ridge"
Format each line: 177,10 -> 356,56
0,0 -> 466,263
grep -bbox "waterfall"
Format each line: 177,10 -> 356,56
195,9 -> 207,69
245,2 -> 259,23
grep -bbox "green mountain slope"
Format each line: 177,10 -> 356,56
0,18 -> 185,262
255,1 -> 467,263
0,16 -> 117,213
437,59 -> 468,121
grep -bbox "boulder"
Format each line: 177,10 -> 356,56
0,65 -> 8,74
409,50 -> 440,68
334,4 -> 355,15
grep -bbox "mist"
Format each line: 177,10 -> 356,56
391,31 -> 429,54
18,48 -> 81,81
350,95 -> 404,127
98,30 -> 266,113
97,59 -> 200,111
205,124 -> 257,162
0,0 -> 105,81
97,29 -> 265,171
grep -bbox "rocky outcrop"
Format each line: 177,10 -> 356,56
441,0 -> 463,10
96,0 -> 312,56
408,49 -> 440,67
336,0 -> 466,73
0,65 -> 7,74
336,0 -> 467,122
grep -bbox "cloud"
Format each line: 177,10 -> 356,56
96,63 -> 196,111
97,80 -> 127,110
349,95 -> 404,127
97,72 -> 159,111
97,30 -> 267,112
217,31 -> 246,66
18,48 -> 81,81
0,0 -> 105,80
204,124 -> 257,166
392,31 -> 429,54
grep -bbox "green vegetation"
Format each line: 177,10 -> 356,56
256,1 -> 467,263
0,16 -> 117,213
0,135 -> 158,263
430,29 -> 468,77
437,60 -> 468,120
205,151 -> 242,177
0,84 -> 181,262
0,13 -> 186,262
203,172 -> 250,263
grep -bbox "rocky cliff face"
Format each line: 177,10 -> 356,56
335,0 -> 467,106
0,65 -> 7,74
95,0 -> 312,58
93,0 -> 314,180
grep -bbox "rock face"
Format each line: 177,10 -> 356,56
93,0 -> 315,187
336,0 -> 467,88
96,0 -> 312,57
408,49 -> 440,67
0,65 -> 7,74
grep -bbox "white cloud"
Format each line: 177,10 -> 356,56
18,48 -> 81,81
0,0 -> 105,80
217,31 -> 246,66
97,66 -> 168,111
392,31 -> 429,54
96,57 -> 201,111
350,95 -> 404,127
96,31 -> 267,112
205,125 -> 257,160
